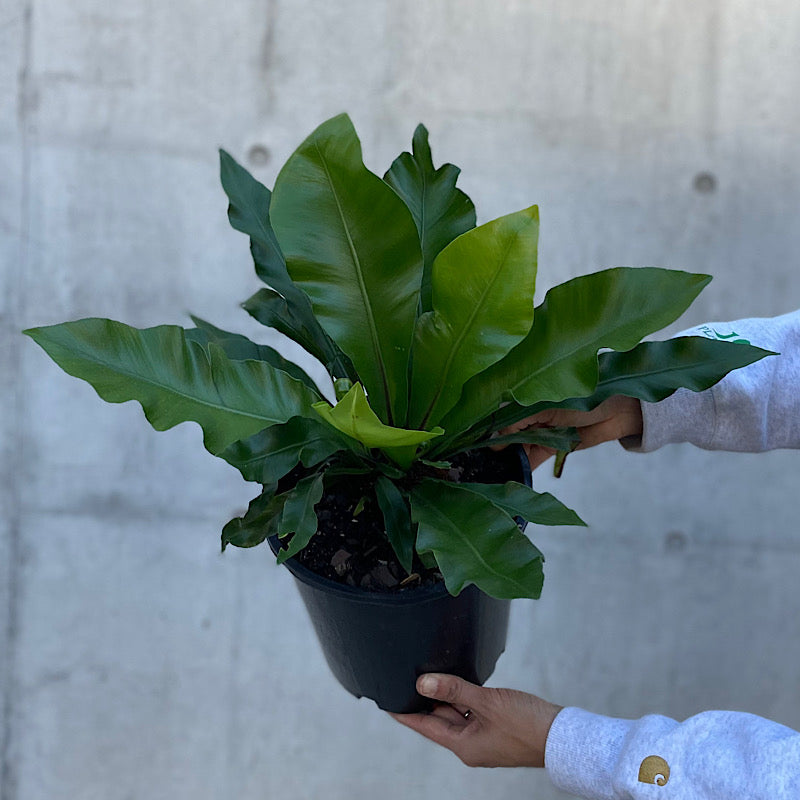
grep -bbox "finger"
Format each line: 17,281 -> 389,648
416,674 -> 485,711
498,409 -> 561,437
503,407 -> 605,435
430,704 -> 471,726
490,419 -> 540,451
388,711 -> 462,749
496,418 -> 538,438
523,444 -> 555,471
575,417 -> 630,449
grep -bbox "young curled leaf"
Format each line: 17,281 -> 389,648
313,382 -> 443,456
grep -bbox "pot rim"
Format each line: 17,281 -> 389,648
268,533 -> 455,605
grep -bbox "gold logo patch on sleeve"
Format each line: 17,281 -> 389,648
638,755 -> 670,786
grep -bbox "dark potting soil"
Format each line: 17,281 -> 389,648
292,446 -> 524,594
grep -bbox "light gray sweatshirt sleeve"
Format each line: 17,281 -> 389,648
545,706 -> 800,799
543,310 -> 800,799
632,309 -> 800,453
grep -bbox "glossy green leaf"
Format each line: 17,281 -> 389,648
441,268 -> 711,436
384,124 -> 476,312
24,319 -> 318,454
220,150 -> 354,382
222,488 -> 284,550
276,472 -> 325,564
186,315 -> 320,393
219,149 -> 288,292
571,336 -> 775,409
375,476 -> 414,574
313,382 -> 443,450
485,336 -> 775,435
217,416 -> 347,484
411,480 -> 545,599
409,206 -> 539,428
241,287 -> 354,381
457,481 -> 586,527
270,113 -> 423,424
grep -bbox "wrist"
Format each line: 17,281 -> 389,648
519,699 -> 563,768
620,396 -> 643,438
539,703 -> 564,766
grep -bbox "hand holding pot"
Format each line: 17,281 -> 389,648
390,673 -> 562,768
502,396 -> 644,471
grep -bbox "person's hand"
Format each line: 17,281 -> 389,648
390,673 -> 562,768
502,395 -> 643,471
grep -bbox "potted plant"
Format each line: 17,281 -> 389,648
24,113 -> 769,713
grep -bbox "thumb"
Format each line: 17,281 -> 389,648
417,673 -> 486,709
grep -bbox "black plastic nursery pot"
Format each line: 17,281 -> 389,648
269,447 -> 532,714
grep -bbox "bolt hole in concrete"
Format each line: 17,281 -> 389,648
664,530 -> 688,552
248,144 -> 271,167
693,171 -> 717,194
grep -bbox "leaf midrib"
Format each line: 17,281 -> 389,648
597,354 -> 747,388
61,335 -> 287,426
415,485 -> 535,595
314,139 -> 392,421
420,231 -> 520,427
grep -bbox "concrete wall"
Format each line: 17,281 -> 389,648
2,1 -> 799,798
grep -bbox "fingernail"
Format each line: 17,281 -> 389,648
417,675 -> 438,696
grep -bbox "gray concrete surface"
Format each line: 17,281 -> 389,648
2,1 -> 800,798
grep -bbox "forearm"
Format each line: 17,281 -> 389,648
545,706 -> 800,799
631,309 -> 800,453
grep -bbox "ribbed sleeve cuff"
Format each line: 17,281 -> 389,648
545,707 -> 633,800
624,387 -> 717,453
